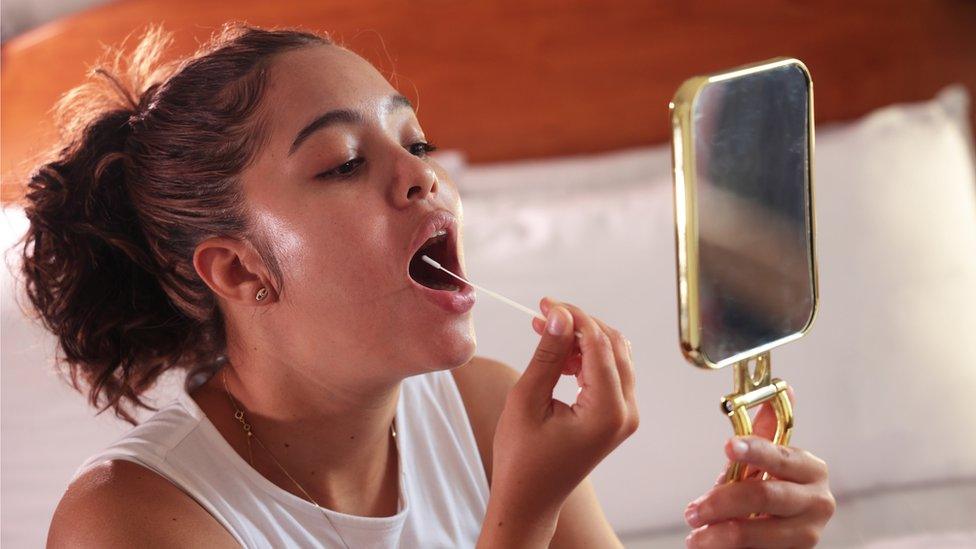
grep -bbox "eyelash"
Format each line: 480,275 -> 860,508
315,141 -> 438,180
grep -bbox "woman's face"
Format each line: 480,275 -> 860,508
237,44 -> 476,381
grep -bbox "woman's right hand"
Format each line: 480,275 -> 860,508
480,297 -> 639,544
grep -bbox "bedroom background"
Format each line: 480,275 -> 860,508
2,1 -> 975,547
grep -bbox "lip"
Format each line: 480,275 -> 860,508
411,277 -> 476,314
406,209 -> 475,315
407,210 -> 459,263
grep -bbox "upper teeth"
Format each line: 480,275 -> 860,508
419,229 -> 448,252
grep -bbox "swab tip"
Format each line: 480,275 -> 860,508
420,255 -> 442,269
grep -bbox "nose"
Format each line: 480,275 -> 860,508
390,147 -> 438,208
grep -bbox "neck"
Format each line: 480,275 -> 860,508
193,350 -> 401,518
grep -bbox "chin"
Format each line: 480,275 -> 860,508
424,315 -> 477,370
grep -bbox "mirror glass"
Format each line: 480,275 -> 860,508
692,63 -> 815,365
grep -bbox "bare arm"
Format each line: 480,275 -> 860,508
48,459 -> 239,548
549,477 -> 623,549
453,356 -> 625,548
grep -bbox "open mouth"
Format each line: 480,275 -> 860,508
408,229 -> 466,291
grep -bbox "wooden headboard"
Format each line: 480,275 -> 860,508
3,0 -> 975,204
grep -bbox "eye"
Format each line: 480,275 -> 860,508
408,141 -> 438,158
316,157 -> 365,180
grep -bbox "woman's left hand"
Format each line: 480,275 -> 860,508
684,395 -> 836,548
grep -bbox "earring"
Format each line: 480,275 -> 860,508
255,287 -> 269,301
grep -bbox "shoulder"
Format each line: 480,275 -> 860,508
449,355 -> 521,405
48,459 -> 238,548
448,355 -> 521,486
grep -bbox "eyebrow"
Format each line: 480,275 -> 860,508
287,94 -> 414,156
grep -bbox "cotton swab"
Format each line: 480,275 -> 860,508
421,255 -> 582,339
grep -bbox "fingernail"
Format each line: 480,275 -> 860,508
684,504 -> 701,527
732,438 -> 749,457
547,308 -> 567,335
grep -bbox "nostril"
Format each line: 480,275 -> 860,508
407,185 -> 423,199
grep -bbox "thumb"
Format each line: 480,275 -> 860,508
512,306 -> 575,414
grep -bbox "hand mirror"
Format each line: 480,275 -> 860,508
669,57 -> 818,483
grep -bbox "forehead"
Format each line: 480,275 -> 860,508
261,44 -> 400,134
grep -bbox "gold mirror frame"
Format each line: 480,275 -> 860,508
669,57 -> 819,483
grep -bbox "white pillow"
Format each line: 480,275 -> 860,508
456,84 -> 976,534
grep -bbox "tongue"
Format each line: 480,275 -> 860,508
409,251 -> 459,291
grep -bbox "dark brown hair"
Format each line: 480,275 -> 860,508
14,22 -> 332,424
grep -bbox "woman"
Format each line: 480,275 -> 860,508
20,23 -> 834,547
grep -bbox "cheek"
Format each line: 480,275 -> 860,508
279,215 -> 397,303
256,213 -> 339,297
271,222 -> 318,278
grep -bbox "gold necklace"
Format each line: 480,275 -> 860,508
220,369 -> 398,549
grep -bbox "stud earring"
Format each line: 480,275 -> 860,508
255,287 -> 269,301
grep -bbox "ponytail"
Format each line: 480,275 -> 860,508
19,72 -> 199,424
14,22 -> 330,424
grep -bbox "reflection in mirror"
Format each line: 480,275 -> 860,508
693,63 -> 814,364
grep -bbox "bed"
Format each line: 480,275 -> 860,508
3,2 -> 976,547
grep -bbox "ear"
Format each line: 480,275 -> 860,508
193,236 -> 274,305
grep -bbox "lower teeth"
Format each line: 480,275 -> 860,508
427,282 -> 459,291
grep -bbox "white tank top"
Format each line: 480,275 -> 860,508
70,369 -> 491,548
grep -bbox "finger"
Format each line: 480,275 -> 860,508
751,401 -> 778,442
588,315 -> 637,411
511,305 -> 576,414
713,468 -> 727,486
564,353 -> 582,378
540,297 -> 623,416
746,465 -> 764,480
541,296 -> 623,360
532,315 -> 544,333
747,401 -> 779,480
538,299 -> 610,382
532,316 -> 581,376
686,516 -> 822,549
726,436 -> 828,484
539,297 -> 582,350
544,307 -> 635,398
719,462 -> 764,483
685,479 -> 810,528
685,470 -> 733,523
752,387 -> 797,441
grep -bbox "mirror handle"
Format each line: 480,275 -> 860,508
720,352 -> 794,484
